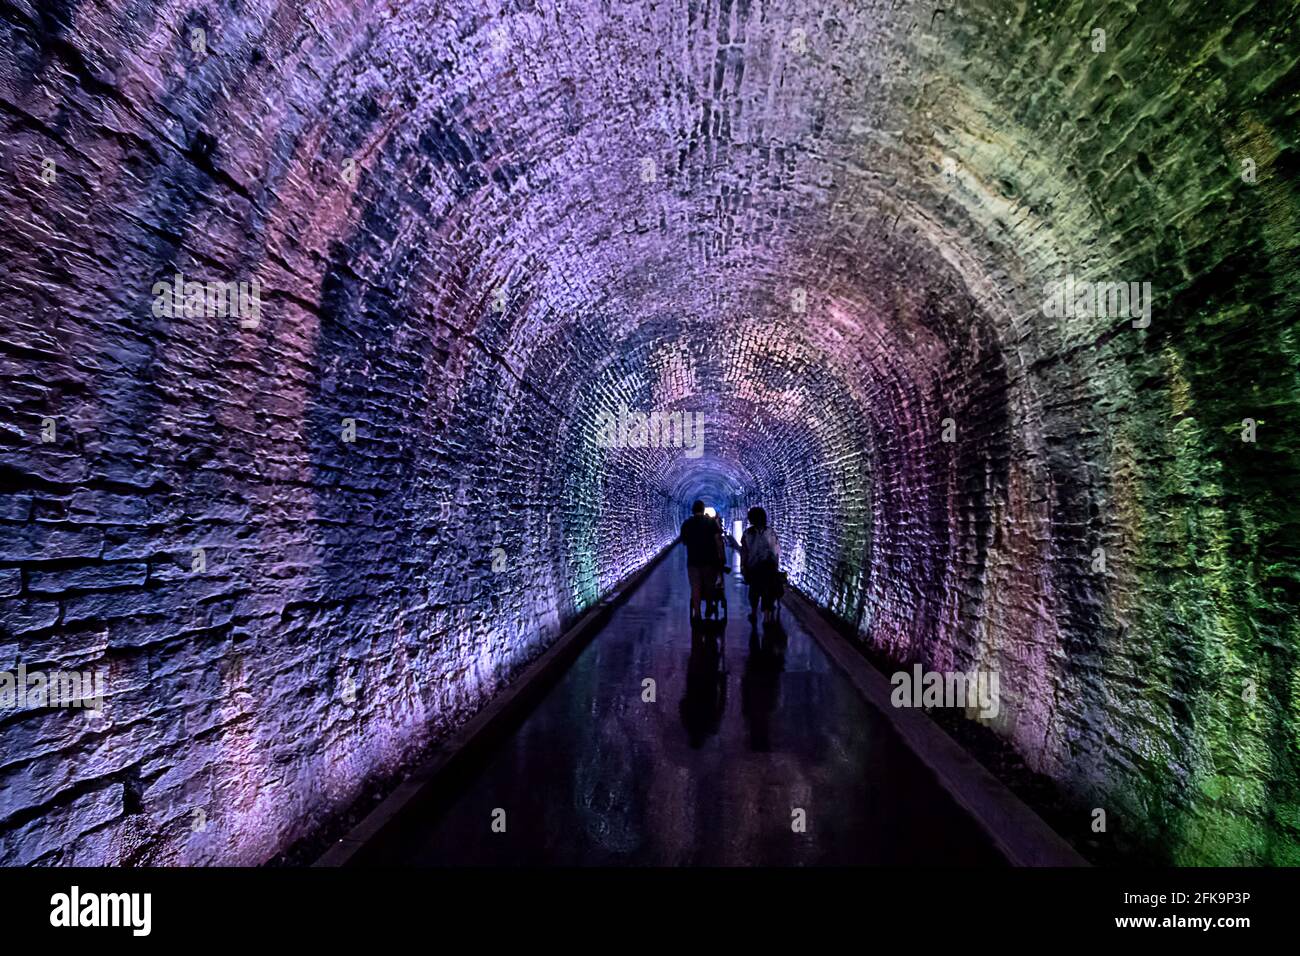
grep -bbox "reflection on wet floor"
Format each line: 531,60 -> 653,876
359,548 -> 1006,866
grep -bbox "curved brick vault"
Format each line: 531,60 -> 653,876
1,0 -> 1298,865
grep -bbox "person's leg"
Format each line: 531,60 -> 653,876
688,565 -> 705,618
759,562 -> 776,619
703,569 -> 716,619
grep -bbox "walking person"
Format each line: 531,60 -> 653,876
740,507 -> 781,625
680,500 -> 725,621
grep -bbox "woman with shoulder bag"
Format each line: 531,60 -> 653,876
739,507 -> 781,625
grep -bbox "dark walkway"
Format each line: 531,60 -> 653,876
357,547 -> 1005,865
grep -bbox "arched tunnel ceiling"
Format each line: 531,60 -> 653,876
1,0 -> 1298,867
296,0 -> 1287,409
305,0 -> 1010,539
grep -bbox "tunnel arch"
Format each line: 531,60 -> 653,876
0,0 -> 1297,867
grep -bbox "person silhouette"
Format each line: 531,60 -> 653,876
739,507 -> 781,626
679,500 -> 725,621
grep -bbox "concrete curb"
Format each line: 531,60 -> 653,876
314,545 -> 675,867
783,587 -> 1088,867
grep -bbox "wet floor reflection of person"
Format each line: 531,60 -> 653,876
741,619 -> 786,752
680,618 -> 727,749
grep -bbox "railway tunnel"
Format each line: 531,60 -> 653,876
1,0 -> 1298,867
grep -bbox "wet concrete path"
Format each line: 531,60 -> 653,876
357,547 -> 1005,865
